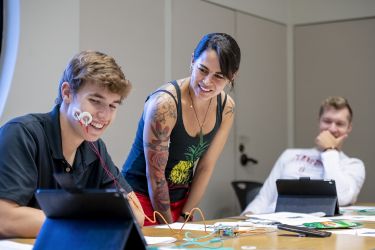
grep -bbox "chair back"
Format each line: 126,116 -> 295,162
231,181 -> 263,211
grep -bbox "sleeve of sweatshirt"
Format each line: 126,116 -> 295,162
242,150 -> 290,214
321,150 -> 365,206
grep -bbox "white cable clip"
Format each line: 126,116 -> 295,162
74,109 -> 93,127
79,111 -> 93,126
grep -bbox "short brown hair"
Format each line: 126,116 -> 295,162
55,50 -> 132,104
319,96 -> 353,123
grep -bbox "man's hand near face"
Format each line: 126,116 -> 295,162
315,130 -> 348,151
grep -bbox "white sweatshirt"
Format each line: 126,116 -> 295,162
243,148 -> 365,214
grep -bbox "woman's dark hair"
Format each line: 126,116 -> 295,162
193,33 -> 241,87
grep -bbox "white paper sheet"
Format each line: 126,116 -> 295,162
246,212 -> 330,226
340,205 -> 375,211
329,228 -> 375,237
144,236 -> 177,245
0,240 -> 33,250
326,215 -> 375,222
339,205 -> 375,216
155,222 -> 214,231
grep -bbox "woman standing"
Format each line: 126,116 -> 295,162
123,33 -> 241,225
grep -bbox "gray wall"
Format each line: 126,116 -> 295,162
295,18 -> 375,202
234,13 -> 287,188
1,0 -> 374,219
79,0 -> 166,168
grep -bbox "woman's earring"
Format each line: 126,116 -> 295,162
225,81 -> 234,92
229,81 -> 234,90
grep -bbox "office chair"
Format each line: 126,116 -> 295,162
231,180 -> 263,211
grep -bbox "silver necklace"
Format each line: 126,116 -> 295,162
188,87 -> 212,139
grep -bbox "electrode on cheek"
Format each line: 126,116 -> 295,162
79,112 -> 93,126
74,109 -> 93,127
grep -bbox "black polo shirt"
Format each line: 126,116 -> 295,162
0,105 -> 131,208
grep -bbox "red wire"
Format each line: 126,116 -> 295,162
81,122 -> 208,233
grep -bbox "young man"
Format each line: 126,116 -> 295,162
0,51 -> 144,238
243,96 -> 365,215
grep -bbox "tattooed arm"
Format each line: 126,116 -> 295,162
143,91 -> 177,224
180,94 -> 235,217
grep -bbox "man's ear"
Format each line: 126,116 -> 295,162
61,82 -> 72,103
347,122 -> 353,134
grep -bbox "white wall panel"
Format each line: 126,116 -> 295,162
235,13 -> 287,196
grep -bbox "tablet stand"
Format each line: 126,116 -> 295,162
275,195 -> 339,216
275,179 -> 340,216
33,187 -> 147,250
33,217 -> 146,250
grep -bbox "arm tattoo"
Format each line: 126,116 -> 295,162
145,93 -> 177,212
146,94 -> 176,149
146,150 -> 170,212
224,99 -> 235,117
151,94 -> 177,124
155,179 -> 170,211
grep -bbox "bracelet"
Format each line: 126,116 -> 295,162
180,212 -> 190,220
323,146 -> 338,152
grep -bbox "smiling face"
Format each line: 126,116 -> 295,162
190,49 -> 230,100
319,107 -> 352,138
62,81 -> 122,142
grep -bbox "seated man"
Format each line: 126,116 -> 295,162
242,96 -> 365,215
0,51 -> 144,238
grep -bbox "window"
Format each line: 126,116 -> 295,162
0,0 -> 19,118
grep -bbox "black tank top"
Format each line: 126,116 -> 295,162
123,81 -> 227,202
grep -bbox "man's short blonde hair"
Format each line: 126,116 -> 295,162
319,96 -> 353,123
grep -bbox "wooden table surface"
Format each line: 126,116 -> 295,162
10,216 -> 375,250
141,217 -> 375,250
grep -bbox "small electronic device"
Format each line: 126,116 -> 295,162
277,224 -> 332,237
